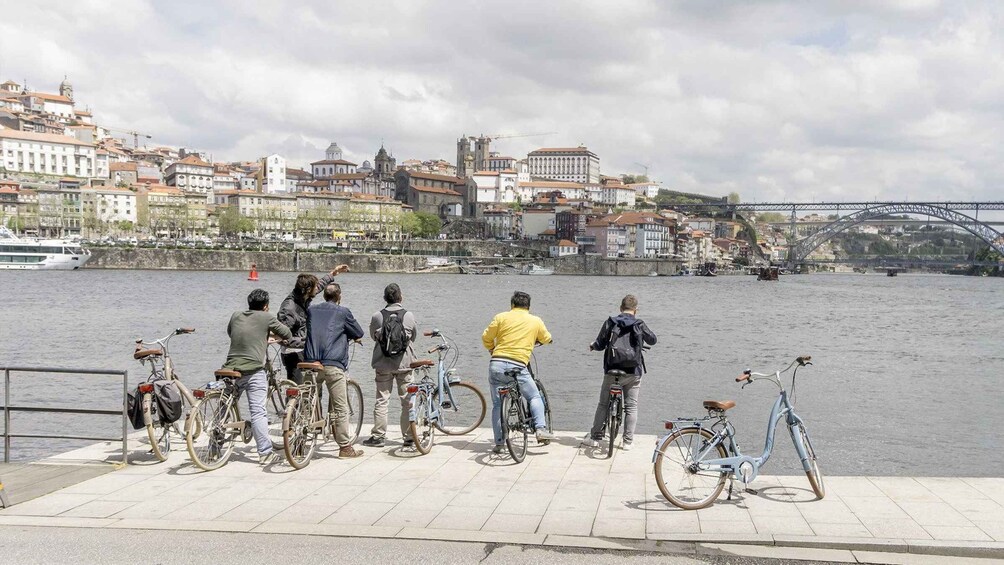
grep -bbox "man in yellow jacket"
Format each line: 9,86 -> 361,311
482,291 -> 556,453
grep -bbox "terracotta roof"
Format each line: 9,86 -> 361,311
285,168 -> 311,178
473,171 -> 499,176
540,229 -> 556,235
405,170 -> 465,184
173,155 -> 212,167
75,109 -> 92,116
311,159 -> 358,166
26,92 -> 73,104
329,173 -> 368,181
0,128 -> 93,147
587,211 -> 665,228
555,239 -> 577,247
109,162 -> 138,172
410,184 -> 461,196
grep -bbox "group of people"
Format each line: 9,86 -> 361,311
221,266 -> 657,465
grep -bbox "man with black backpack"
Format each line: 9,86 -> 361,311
584,294 -> 657,451
362,283 -> 418,448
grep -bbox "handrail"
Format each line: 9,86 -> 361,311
1,367 -> 129,464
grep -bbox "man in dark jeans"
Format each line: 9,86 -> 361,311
277,265 -> 349,384
222,289 -> 293,465
585,294 -> 657,451
304,283 -> 365,458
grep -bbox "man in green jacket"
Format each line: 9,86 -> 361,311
223,288 -> 292,465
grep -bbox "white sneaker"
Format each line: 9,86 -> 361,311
259,451 -> 281,465
622,441 -> 633,451
582,436 -> 599,448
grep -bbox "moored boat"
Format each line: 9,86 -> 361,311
521,264 -> 554,275
0,227 -> 91,270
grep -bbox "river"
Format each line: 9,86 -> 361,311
1,270 -> 1001,476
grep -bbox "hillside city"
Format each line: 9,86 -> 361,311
0,76 -> 984,270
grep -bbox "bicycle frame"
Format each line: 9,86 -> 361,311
409,332 -> 462,424
654,362 -> 814,485
136,330 -> 198,406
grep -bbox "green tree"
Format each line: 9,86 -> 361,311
400,211 -> 442,238
727,191 -> 741,204
218,205 -> 255,238
755,212 -> 787,224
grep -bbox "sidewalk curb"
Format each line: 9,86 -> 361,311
1,514 -> 1003,559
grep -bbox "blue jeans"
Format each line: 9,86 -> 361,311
489,360 -> 546,445
235,369 -> 271,456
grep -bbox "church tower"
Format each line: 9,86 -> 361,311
59,76 -> 73,102
374,144 -> 396,179
474,136 -> 490,175
325,142 -> 343,161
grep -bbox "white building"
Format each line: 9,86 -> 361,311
520,180 -> 586,201
602,185 -> 636,208
472,170 -> 519,206
487,155 -> 517,172
21,92 -> 75,119
82,187 -> 137,224
527,146 -> 600,184
263,154 -> 286,193
629,182 -> 660,199
549,239 -> 579,257
0,128 -> 96,177
312,159 -> 357,178
165,155 -> 214,198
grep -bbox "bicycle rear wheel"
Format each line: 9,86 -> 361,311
283,395 -> 319,469
409,390 -> 435,455
502,394 -> 528,463
654,427 -> 728,510
435,381 -> 487,435
606,395 -> 622,459
186,391 -> 238,472
796,422 -> 825,499
143,393 -> 170,462
267,378 -> 296,449
345,379 -> 364,446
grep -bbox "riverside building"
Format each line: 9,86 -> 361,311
527,146 -> 600,184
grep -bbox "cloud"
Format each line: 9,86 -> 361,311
1,0 -> 1002,203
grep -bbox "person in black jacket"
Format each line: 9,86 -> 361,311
277,265 -> 348,384
584,294 -> 657,451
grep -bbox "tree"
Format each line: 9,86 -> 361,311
727,192 -> 741,204
218,205 -> 255,239
400,211 -> 441,238
755,212 -> 787,224
621,174 -> 649,185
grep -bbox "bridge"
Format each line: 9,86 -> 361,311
659,201 -> 1004,269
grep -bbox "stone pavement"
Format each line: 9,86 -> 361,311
2,427 -> 1004,560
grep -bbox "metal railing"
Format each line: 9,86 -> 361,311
1,367 -> 129,464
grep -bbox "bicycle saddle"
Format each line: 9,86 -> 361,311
214,369 -> 241,379
605,369 -> 628,377
133,348 -> 162,360
703,400 -> 736,411
503,368 -> 522,378
410,360 -> 435,369
297,362 -> 324,372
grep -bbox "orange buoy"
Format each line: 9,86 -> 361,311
248,263 -> 259,281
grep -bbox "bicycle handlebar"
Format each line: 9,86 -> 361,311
735,356 -> 812,384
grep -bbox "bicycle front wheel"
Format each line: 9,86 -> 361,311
535,379 -> 553,433
503,394 -> 528,463
654,427 -> 728,510
267,378 -> 296,449
409,390 -> 435,455
435,381 -> 487,435
283,395 -> 318,470
186,392 -> 238,472
796,422 -> 825,499
606,395 -> 622,459
345,379 -> 364,446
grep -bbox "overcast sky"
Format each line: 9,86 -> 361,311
2,0 -> 1002,202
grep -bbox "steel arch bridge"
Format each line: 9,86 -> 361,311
790,203 -> 1004,265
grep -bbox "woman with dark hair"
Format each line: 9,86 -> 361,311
277,264 -> 349,384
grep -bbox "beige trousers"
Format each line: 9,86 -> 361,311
371,370 -> 413,440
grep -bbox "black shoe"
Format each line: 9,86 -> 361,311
362,436 -> 386,447
402,438 -> 415,447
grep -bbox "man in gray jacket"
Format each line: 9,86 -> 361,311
362,283 -> 418,448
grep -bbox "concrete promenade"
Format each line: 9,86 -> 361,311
2,427 -> 1004,561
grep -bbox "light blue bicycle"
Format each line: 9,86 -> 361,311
653,356 -> 824,510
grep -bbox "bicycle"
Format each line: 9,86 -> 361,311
263,339 -> 298,448
184,360 -> 300,471
599,369 -> 628,459
496,347 -> 552,463
653,356 -> 824,510
281,342 -> 365,469
133,328 -> 198,461
406,329 -> 487,455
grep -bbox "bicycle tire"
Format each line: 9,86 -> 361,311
535,379 -> 553,433
654,427 -> 728,510
796,422 -> 825,499
504,394 -> 528,463
606,395 -> 621,459
435,381 -> 487,435
282,395 -> 319,469
267,378 -> 296,449
143,393 -> 170,462
409,389 -> 435,455
346,379 -> 364,445
186,391 -> 239,472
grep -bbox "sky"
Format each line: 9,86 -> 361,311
1,0 -> 1002,203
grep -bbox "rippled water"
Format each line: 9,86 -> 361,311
2,269 -> 1002,475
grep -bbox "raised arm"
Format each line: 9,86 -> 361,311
638,320 -> 657,346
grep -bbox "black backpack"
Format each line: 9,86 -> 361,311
379,308 -> 409,357
606,321 -> 643,370
153,380 -> 183,424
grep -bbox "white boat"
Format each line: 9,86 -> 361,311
521,264 -> 554,275
0,227 -> 91,270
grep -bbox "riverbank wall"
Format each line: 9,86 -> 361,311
85,248 -> 684,276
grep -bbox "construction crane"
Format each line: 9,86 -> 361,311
103,125 -> 152,149
480,131 -> 557,142
634,162 -> 651,177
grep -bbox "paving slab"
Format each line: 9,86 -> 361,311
3,427 -> 1004,560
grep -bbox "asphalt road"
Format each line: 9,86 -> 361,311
0,526 -> 846,565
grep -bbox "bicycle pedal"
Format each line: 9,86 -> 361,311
744,488 -> 759,495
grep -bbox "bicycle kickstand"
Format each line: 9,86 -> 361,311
727,479 -> 734,501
